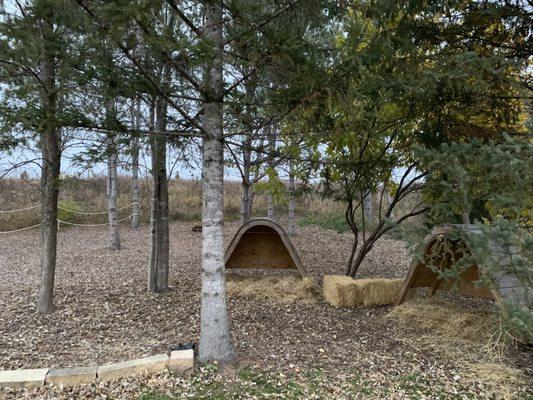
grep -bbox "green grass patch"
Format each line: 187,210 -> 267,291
57,199 -> 83,224
137,365 -> 506,400
139,393 -> 174,400
299,214 -> 349,233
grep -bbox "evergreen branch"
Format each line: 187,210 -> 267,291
74,0 -> 205,136
165,0 -> 203,38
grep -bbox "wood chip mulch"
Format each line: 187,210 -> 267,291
0,222 -> 531,399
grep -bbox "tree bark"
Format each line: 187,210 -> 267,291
240,135 -> 253,225
131,26 -> 144,229
363,190 -> 373,226
148,95 -> 169,292
37,10 -> 61,314
287,160 -> 296,236
267,196 -> 275,219
106,135 -> 121,251
241,181 -> 253,225
131,98 -> 141,229
344,200 -> 359,276
384,187 -> 395,220
39,129 -> 61,313
198,0 -> 234,364
267,125 -> 276,219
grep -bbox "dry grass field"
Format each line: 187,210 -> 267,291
0,176 -> 347,228
0,176 -> 424,235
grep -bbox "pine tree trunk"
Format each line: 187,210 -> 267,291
106,137 -> 121,251
198,0 -> 234,364
148,95 -> 169,292
37,11 -> 61,314
39,129 -> 61,313
131,26 -> 144,229
131,98 -> 141,229
156,156 -> 169,291
267,126 -> 276,219
241,181 -> 253,225
240,136 -> 252,225
148,166 -> 159,290
288,161 -> 296,236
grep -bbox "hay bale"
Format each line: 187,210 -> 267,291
323,275 -> 402,308
227,276 -> 319,304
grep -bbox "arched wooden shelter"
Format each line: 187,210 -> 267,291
396,224 -> 530,311
224,218 -> 307,277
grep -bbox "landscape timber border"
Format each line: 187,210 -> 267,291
0,349 -> 193,389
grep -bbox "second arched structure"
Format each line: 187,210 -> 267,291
396,224 -> 530,312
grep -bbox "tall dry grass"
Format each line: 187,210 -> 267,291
0,176 -> 422,233
0,176 -> 340,230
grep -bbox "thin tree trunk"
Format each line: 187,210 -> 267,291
106,136 -> 121,251
131,98 -> 141,229
38,10 -> 61,314
267,196 -> 275,218
462,212 -> 471,224
148,95 -> 169,292
287,160 -> 296,236
240,136 -> 252,225
267,125 -> 276,219
148,99 -> 158,291
148,170 -> 159,290
344,200 -> 359,276
39,130 -> 61,313
199,0 -> 234,364
384,187 -> 395,220
349,246 -> 366,278
156,154 -> 169,291
241,181 -> 252,225
131,26 -> 144,229
363,190 -> 373,225
348,202 -> 429,277
154,96 -> 169,291
346,237 -> 359,277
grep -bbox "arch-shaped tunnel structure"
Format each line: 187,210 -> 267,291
396,224 -> 531,313
224,218 -> 307,277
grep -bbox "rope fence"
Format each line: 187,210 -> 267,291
0,203 -> 141,235
57,214 -> 138,227
58,203 -> 139,215
0,203 -> 139,215
0,205 -> 40,214
0,223 -> 42,235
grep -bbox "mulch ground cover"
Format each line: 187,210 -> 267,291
0,222 -> 531,399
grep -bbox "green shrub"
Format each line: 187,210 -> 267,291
57,199 -> 83,224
